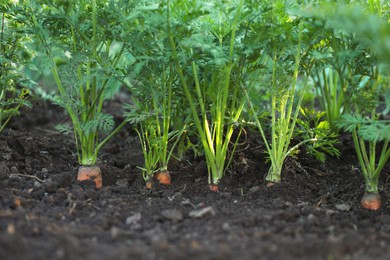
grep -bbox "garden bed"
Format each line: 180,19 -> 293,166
1,100 -> 390,260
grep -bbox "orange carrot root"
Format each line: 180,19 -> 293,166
145,181 -> 153,189
361,192 -> 381,211
154,170 -> 171,185
77,166 -> 102,189
209,184 -> 219,192
266,182 -> 274,187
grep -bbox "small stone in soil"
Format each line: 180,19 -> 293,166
160,209 -> 183,222
10,166 -> 19,174
222,222 -> 230,230
126,212 -> 142,225
307,214 -> 319,224
143,226 -> 167,245
41,168 -> 49,178
110,227 -> 121,239
189,206 -> 216,218
335,203 -> 351,212
34,181 -> 42,188
325,209 -> 338,216
8,174 -> 21,180
297,201 -> 309,207
2,152 -> 12,160
248,186 -> 260,194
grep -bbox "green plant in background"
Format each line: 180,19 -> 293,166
0,2 -> 33,132
297,0 -> 387,132
337,71 -> 390,210
324,2 -> 390,210
168,0 -> 247,189
296,107 -> 340,162
310,29 -> 377,130
120,3 -> 186,186
307,1 -> 390,73
305,20 -> 368,130
130,112 -> 161,185
311,67 -> 345,131
23,0 -> 136,168
125,66 -> 184,186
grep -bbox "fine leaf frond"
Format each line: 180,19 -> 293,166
81,112 -> 114,136
336,113 -> 367,133
359,122 -> 390,142
0,108 -> 20,118
55,124 -> 72,135
123,106 -> 155,125
98,113 -> 115,135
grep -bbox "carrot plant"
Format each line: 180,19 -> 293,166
309,27 -> 371,130
298,4 -> 366,131
117,3 -> 185,186
325,4 -> 390,210
0,2 -> 33,132
125,66 -> 184,186
312,67 -> 346,131
337,71 -> 389,210
295,107 -> 340,162
167,0 -> 247,189
244,1 -> 319,184
130,113 -> 160,186
21,0 -> 137,186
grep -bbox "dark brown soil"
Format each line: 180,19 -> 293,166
2,99 -> 390,260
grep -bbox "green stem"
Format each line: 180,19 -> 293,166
167,1 -> 217,180
93,119 -> 128,161
267,23 -> 311,182
1,12 -> 5,53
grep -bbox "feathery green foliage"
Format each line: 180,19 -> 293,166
291,1 -> 390,196
0,2 -> 33,132
296,107 -> 340,163
124,67 -> 184,181
120,2 -> 186,181
21,0 -> 139,165
244,0 -> 316,183
168,0 -> 247,185
328,3 -> 390,194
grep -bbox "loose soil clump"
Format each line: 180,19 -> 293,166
1,100 -> 390,260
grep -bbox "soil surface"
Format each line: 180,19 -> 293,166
2,99 -> 390,260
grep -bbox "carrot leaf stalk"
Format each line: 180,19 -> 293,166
167,0 -> 246,187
